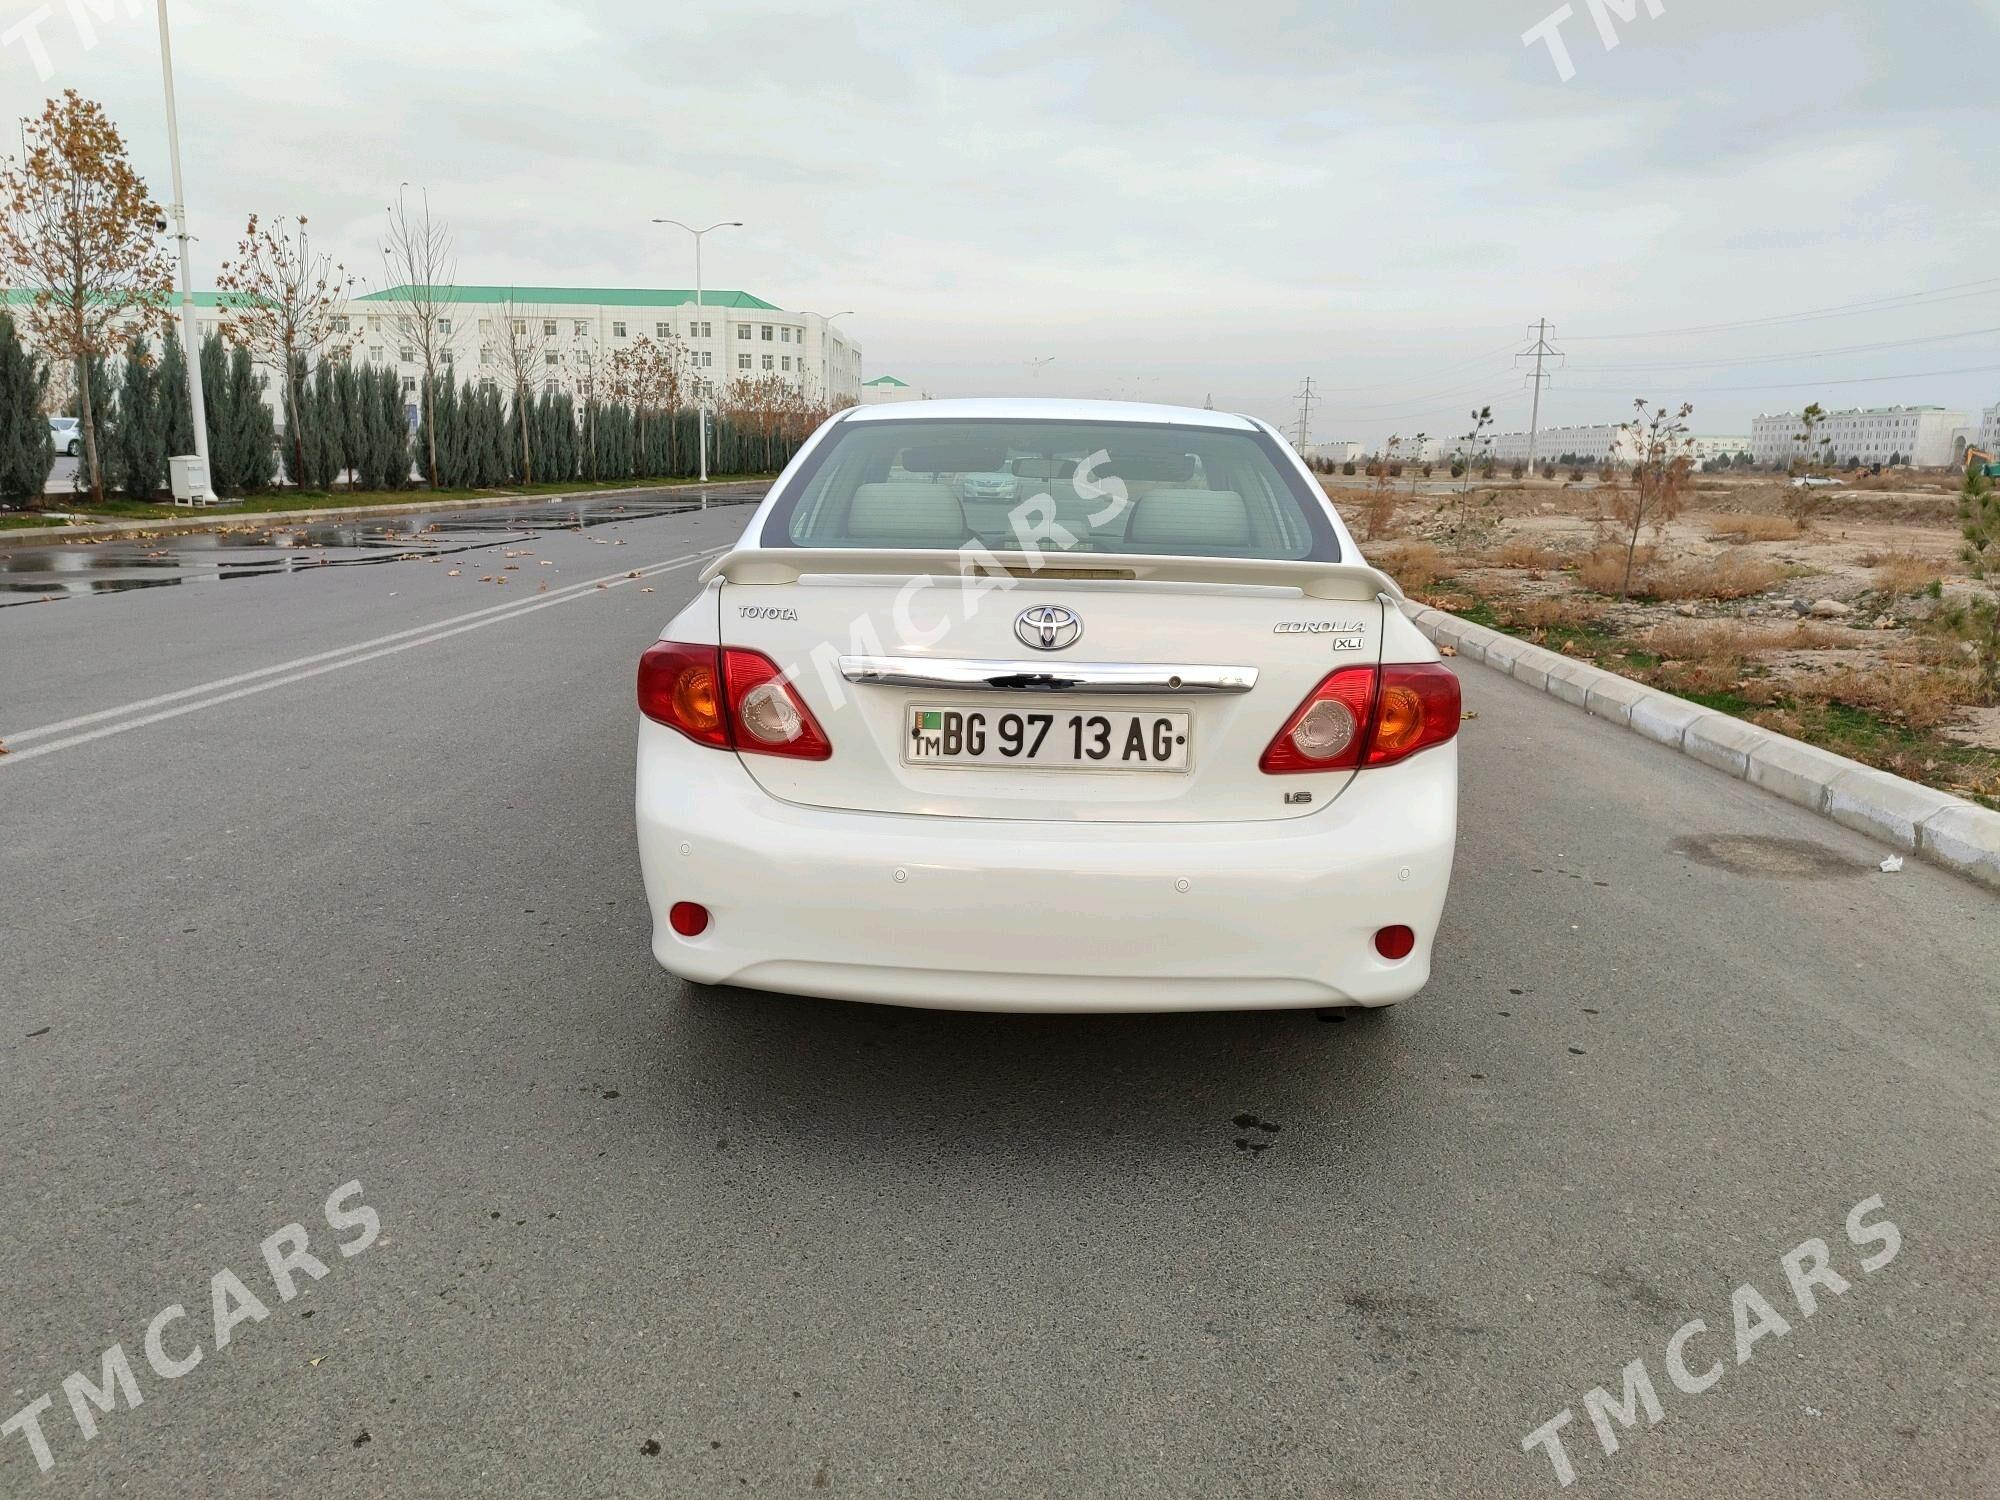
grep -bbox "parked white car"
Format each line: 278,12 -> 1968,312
1789,476 -> 1843,489
48,416 -> 80,457
635,399 -> 1459,1012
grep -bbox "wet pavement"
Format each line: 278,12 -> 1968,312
0,483 -> 766,604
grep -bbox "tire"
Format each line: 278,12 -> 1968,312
66,441 -> 79,457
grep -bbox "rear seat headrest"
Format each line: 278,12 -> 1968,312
1123,489 -> 1251,549
845,482 -> 968,546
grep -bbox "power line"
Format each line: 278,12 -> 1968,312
1564,277 -> 2000,341
1564,324 -> 2000,372
1335,369 -> 1515,414
1301,336 -> 1523,396
1559,360 -> 2000,395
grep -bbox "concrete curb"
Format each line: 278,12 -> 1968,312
0,479 -> 766,548
1399,601 -> 2000,892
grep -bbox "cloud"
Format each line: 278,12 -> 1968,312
10,0 -> 1994,439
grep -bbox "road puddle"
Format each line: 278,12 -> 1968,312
0,489 -> 760,604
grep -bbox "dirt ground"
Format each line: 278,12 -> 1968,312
1330,471 -> 2000,804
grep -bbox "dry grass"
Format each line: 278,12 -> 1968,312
1481,537 -> 1575,571
1866,552 -> 1944,596
1784,665 -> 1969,730
1498,595 -> 1607,633
1578,545 -> 1785,601
1641,618 -> 1851,663
1706,514 -> 1802,542
1640,619 -> 1766,666
1372,539 -> 1444,591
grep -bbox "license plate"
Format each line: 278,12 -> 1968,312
905,706 -> 1191,772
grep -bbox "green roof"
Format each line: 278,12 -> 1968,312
3,288 -> 237,307
354,285 -> 782,310
862,374 -> 909,387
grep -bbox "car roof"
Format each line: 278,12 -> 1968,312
838,397 -> 1260,432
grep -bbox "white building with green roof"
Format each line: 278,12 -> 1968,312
6,284 -> 863,428
346,286 -> 862,410
859,373 -> 919,405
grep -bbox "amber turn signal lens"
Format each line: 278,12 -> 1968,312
673,664 -> 722,734
1372,684 -> 1426,755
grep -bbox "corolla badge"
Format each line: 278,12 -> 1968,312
1015,604 -> 1083,652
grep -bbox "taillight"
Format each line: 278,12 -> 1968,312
1366,663 -> 1459,766
639,642 -> 728,748
1259,666 -> 1376,773
721,648 -> 831,760
1259,662 -> 1459,774
638,642 -> 831,760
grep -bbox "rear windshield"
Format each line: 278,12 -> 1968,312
761,417 -> 1341,561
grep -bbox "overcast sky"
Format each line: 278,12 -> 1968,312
5,0 -> 1997,442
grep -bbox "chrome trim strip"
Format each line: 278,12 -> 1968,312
838,656 -> 1258,694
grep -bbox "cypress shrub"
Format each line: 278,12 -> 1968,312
106,337 -> 164,498
0,313 -> 52,505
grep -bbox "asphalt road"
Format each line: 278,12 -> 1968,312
0,495 -> 1993,1498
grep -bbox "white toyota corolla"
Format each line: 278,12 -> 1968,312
635,398 -> 1458,1012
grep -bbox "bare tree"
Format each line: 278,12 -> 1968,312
1364,434 -> 1402,540
378,187 -> 455,489
610,332 -> 691,470
570,338 -> 607,480
0,91 -> 174,502
216,214 -> 353,486
1613,398 -> 1694,600
491,294 -> 552,483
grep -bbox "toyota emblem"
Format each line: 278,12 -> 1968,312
1015,604 -> 1083,652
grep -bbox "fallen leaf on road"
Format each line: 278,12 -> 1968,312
640,587 -> 653,593
1879,855 -> 1903,873
446,569 -> 460,576
596,582 -> 609,589
1438,644 -> 1458,657
1461,711 -> 1479,720
627,570 -> 640,578
538,581 -> 548,593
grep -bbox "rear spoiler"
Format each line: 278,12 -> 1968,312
699,547 -> 1404,603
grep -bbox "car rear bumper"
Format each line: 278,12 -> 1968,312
635,722 -> 1457,1012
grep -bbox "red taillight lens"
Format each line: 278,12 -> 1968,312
1259,665 -> 1377,773
1259,662 -> 1459,774
722,648 -> 831,760
638,642 -> 831,760
669,901 -> 710,937
1367,663 -> 1460,766
639,642 -> 728,747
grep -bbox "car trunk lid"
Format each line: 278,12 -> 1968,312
707,548 -> 1396,823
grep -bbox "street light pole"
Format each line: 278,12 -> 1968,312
651,218 -> 741,483
155,0 -> 216,501
799,310 -> 852,406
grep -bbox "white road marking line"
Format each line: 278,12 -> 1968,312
0,546 -> 728,766
2,544 -> 726,746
